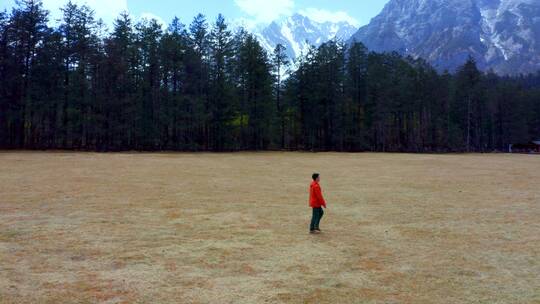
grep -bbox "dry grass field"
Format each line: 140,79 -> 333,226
0,152 -> 539,304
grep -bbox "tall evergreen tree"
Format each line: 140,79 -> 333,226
187,13 -> 209,149
103,12 -> 136,150
272,43 -> 289,149
345,42 -> 368,150
6,0 -> 49,148
0,10 -> 11,147
135,18 -> 162,149
160,17 -> 190,149
208,14 -> 234,151
236,33 -> 274,149
453,57 -> 483,152
58,1 -> 99,148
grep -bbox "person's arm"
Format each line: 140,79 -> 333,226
315,185 -> 326,208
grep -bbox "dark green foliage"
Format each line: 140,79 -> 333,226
234,31 -> 275,150
272,43 -> 289,149
208,14 -> 234,151
282,48 -> 540,152
1,1 -> 539,152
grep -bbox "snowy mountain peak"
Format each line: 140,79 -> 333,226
349,0 -> 540,75
253,13 -> 358,60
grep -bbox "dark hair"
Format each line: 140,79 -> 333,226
312,173 -> 319,181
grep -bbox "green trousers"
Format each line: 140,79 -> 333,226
310,207 -> 324,231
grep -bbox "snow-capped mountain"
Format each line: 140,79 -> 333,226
348,0 -> 540,75
253,14 -> 358,60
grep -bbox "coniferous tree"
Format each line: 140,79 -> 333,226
6,0 -> 49,148
187,13 -> 209,149
344,42 -> 368,150
453,57 -> 483,152
160,17 -> 189,149
236,33 -> 274,149
208,14 -> 234,151
103,12 -> 137,150
272,43 -> 289,149
58,1 -> 99,148
135,18 -> 162,149
0,10 -> 10,147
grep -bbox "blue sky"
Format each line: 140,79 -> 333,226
1,0 -> 390,29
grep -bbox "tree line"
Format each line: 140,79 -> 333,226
1,0 -> 539,152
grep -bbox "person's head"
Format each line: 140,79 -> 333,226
312,173 -> 320,182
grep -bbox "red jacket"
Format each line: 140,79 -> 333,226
309,181 -> 326,208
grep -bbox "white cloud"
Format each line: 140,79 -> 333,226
299,8 -> 359,27
139,12 -> 166,28
230,17 -> 261,31
42,0 -> 128,26
234,0 -> 294,23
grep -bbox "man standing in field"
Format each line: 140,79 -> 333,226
309,173 -> 326,234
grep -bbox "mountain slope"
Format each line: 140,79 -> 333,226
348,0 -> 540,74
253,14 -> 357,60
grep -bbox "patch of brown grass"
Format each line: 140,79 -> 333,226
1,152 -> 539,303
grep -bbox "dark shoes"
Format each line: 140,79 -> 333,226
309,229 -> 322,234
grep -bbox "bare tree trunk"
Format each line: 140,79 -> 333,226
466,95 -> 471,152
